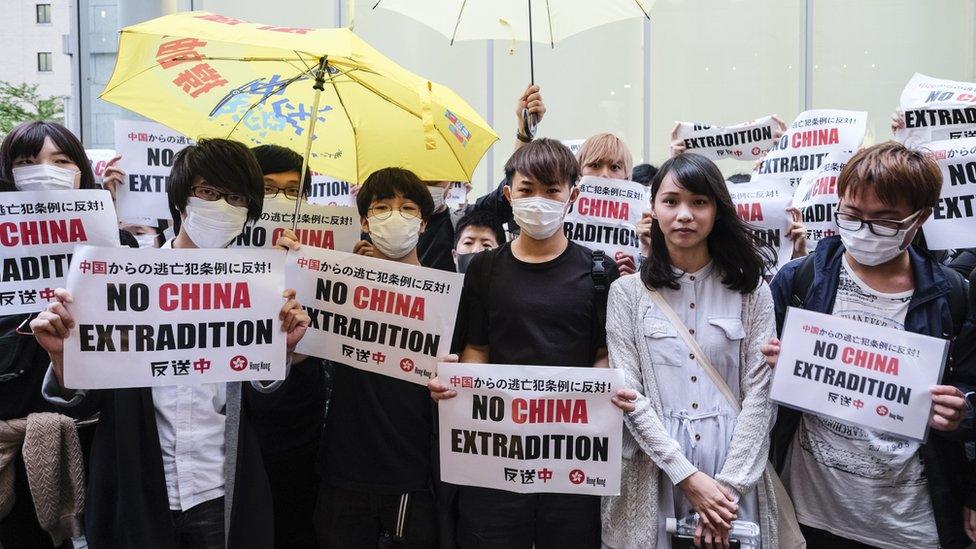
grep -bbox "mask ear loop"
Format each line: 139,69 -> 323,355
15,313 -> 36,336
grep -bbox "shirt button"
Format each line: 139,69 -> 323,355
690,275 -> 696,281
695,434 -> 701,441
689,329 -> 695,335
690,303 -> 696,309
692,402 -> 699,410
689,353 -> 695,360
691,376 -> 698,382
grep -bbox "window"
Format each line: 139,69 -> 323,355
36,4 -> 51,24
37,52 -> 52,72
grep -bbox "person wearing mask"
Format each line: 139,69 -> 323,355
601,153 -> 780,548
31,138 -> 311,549
452,210 -> 506,274
0,121 -> 132,548
245,144 -> 327,549
428,138 -> 637,548
764,142 -> 972,548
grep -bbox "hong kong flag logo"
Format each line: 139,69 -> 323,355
569,469 -> 586,485
229,355 -> 248,372
400,358 -> 415,373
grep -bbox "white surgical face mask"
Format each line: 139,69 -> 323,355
427,185 -> 447,212
368,214 -> 422,259
512,197 -> 570,240
134,233 -> 158,248
182,197 -> 249,248
839,212 -> 920,266
12,164 -> 77,191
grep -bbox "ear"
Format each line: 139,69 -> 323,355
903,207 -> 932,248
360,216 -> 370,234
502,184 -> 512,203
452,249 -> 459,265
569,185 -> 581,204
420,219 -> 428,234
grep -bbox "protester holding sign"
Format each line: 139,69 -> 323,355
428,138 -> 637,548
766,142 -> 972,548
30,138 -> 311,549
601,153 -> 780,549
0,120 -> 136,549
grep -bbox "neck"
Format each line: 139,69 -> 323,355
172,230 -> 197,249
667,242 -> 710,274
511,231 -> 569,263
375,247 -> 421,266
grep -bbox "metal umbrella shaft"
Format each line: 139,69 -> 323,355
292,57 -> 330,231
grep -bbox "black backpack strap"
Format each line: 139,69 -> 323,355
591,250 -> 609,331
775,254 -> 815,335
940,264 -> 968,338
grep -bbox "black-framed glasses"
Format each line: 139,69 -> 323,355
264,186 -> 302,200
191,185 -> 249,208
835,210 -> 921,237
368,203 -> 422,220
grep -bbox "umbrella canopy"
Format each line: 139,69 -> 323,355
372,0 -> 652,46
101,11 -> 497,183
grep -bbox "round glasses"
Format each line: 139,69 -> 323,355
264,186 -> 302,200
368,203 -> 422,220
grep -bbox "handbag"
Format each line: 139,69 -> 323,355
647,289 -> 806,549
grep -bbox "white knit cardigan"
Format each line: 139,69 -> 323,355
600,274 -> 780,548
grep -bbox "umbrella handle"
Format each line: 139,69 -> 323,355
292,57 -> 330,231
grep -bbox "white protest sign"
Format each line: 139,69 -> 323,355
564,176 -> 647,265
233,199 -> 359,252
0,190 -> 120,315
753,109 -> 867,186
727,179 -> 795,268
675,116 -> 779,161
770,307 -> 947,441
86,149 -> 117,187
114,120 -> 194,224
307,172 -> 356,207
438,362 -> 624,495
895,73 -> 976,148
791,150 -> 854,251
288,248 -> 463,385
921,137 -> 976,249
445,181 -> 468,211
562,139 -> 586,156
62,245 -> 286,389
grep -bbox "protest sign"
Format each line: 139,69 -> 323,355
233,198 -> 359,252
288,248 -> 463,385
0,190 -> 120,315
438,362 -> 624,495
921,136 -> 976,249
445,181 -> 468,211
727,179 -> 795,268
62,245 -> 286,389
114,120 -> 194,223
791,150 -> 854,251
562,139 -> 586,156
770,307 -> 947,441
675,116 -> 779,161
564,176 -> 647,265
307,172 -> 356,207
753,109 -> 867,186
895,73 -> 976,148
86,149 -> 117,186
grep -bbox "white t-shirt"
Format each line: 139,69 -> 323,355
785,256 -> 939,548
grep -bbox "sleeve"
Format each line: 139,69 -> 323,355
41,365 -> 104,419
248,355 -> 293,394
608,279 -> 698,485
468,178 -> 513,226
769,257 -> 801,336
457,251 -> 490,347
715,284 -> 777,496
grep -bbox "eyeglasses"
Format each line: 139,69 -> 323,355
191,186 -> 249,208
835,210 -> 921,237
368,203 -> 422,220
264,186 -> 302,200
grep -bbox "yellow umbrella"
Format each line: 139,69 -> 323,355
100,11 -> 497,184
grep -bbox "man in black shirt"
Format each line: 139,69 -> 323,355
429,139 -> 636,548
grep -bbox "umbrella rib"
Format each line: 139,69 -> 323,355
449,0 -> 469,46
325,69 -> 360,183
224,64 -> 319,138
633,0 -> 651,18
545,0 -> 555,47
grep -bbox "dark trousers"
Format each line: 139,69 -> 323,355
0,453 -> 68,549
455,486 -> 600,549
171,497 -> 225,549
800,523 -> 881,549
265,444 -> 319,548
314,483 -> 437,549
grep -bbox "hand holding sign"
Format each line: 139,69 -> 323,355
929,385 -> 966,431
30,288 -> 75,385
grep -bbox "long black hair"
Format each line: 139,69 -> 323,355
640,153 -> 775,293
0,121 -> 96,191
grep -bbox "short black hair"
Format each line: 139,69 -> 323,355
251,144 -> 311,195
632,163 -> 657,186
504,138 -> 580,188
727,173 -> 751,184
453,209 -> 506,248
0,121 -> 96,191
167,138 -> 264,232
356,167 -> 434,221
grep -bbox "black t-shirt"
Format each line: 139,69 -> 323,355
417,208 -> 457,273
319,362 -> 433,494
460,241 -> 618,367
250,358 -> 329,463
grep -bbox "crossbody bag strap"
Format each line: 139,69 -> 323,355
647,289 -> 742,414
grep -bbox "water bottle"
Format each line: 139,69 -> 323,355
666,513 -> 761,548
